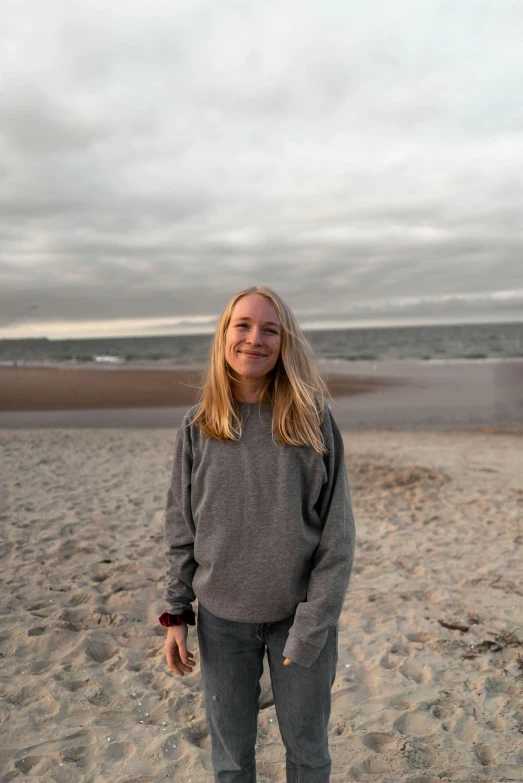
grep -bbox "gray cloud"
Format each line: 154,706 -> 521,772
1,0 -> 522,337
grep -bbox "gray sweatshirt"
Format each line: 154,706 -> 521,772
163,400 -> 356,667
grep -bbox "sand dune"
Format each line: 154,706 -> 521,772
1,428 -> 522,782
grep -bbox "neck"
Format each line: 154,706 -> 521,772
234,394 -> 266,403
230,379 -> 267,404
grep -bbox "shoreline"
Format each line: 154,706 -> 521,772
0,366 -> 399,412
0,361 -> 522,430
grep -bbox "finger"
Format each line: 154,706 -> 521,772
166,646 -> 187,673
177,660 -> 194,673
166,644 -> 196,675
172,650 -> 196,672
179,653 -> 196,666
166,652 -> 192,676
165,654 -> 180,673
165,651 -> 184,676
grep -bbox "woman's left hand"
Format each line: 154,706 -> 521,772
283,657 -> 292,665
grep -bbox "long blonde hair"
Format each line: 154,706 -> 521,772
189,285 -> 332,454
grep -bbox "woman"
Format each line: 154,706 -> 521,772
160,285 -> 356,782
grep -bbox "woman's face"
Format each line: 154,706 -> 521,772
225,294 -> 282,389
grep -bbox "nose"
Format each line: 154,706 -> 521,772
246,327 -> 264,345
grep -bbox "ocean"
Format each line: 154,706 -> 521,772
0,320 -> 521,368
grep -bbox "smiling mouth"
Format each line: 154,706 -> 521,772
241,351 -> 267,357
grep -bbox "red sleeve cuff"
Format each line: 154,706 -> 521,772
158,610 -> 195,627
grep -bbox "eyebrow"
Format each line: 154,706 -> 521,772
233,317 -> 281,328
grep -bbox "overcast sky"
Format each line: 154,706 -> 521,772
1,0 -> 522,339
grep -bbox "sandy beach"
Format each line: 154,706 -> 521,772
1,424 -> 522,782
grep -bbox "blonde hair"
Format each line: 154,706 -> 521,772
188,285 -> 332,454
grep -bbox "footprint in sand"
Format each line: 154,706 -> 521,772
29,660 -> 51,674
15,755 -> 45,775
59,607 -> 90,625
484,675 -> 521,697
393,711 -> 437,736
380,641 -> 412,670
485,714 -> 506,731
105,741 -> 136,761
86,686 -> 111,707
473,742 -> 497,766
67,591 -> 94,607
405,631 -> 438,643
10,684 -> 42,704
181,717 -> 212,751
351,755 -> 399,774
57,677 -> 89,693
429,703 -> 450,720
84,637 -> 118,663
27,626 -> 47,636
379,650 -> 402,670
15,730 -> 96,777
401,740 -> 438,768
362,731 -> 396,753
398,659 -> 432,683
59,744 -> 91,769
388,694 -> 413,711
91,610 -> 129,627
26,601 -> 54,614
453,711 -> 477,741
94,709 -> 129,727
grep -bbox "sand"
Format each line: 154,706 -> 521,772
0,366 -> 396,412
1,426 -> 522,782
1,361 -> 521,431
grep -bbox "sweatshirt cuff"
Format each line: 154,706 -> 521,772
160,609 -> 196,626
282,633 -> 324,668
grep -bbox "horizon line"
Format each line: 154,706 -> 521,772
1,314 -> 522,341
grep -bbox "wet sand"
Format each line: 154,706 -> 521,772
0,365 -> 399,429
0,360 -> 521,430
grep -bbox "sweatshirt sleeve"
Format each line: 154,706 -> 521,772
282,404 -> 356,667
163,412 -> 198,625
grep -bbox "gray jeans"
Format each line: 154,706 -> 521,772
196,600 -> 338,783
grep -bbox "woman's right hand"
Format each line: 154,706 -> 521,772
165,625 -> 196,676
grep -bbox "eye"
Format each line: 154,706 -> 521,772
236,323 -> 278,334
